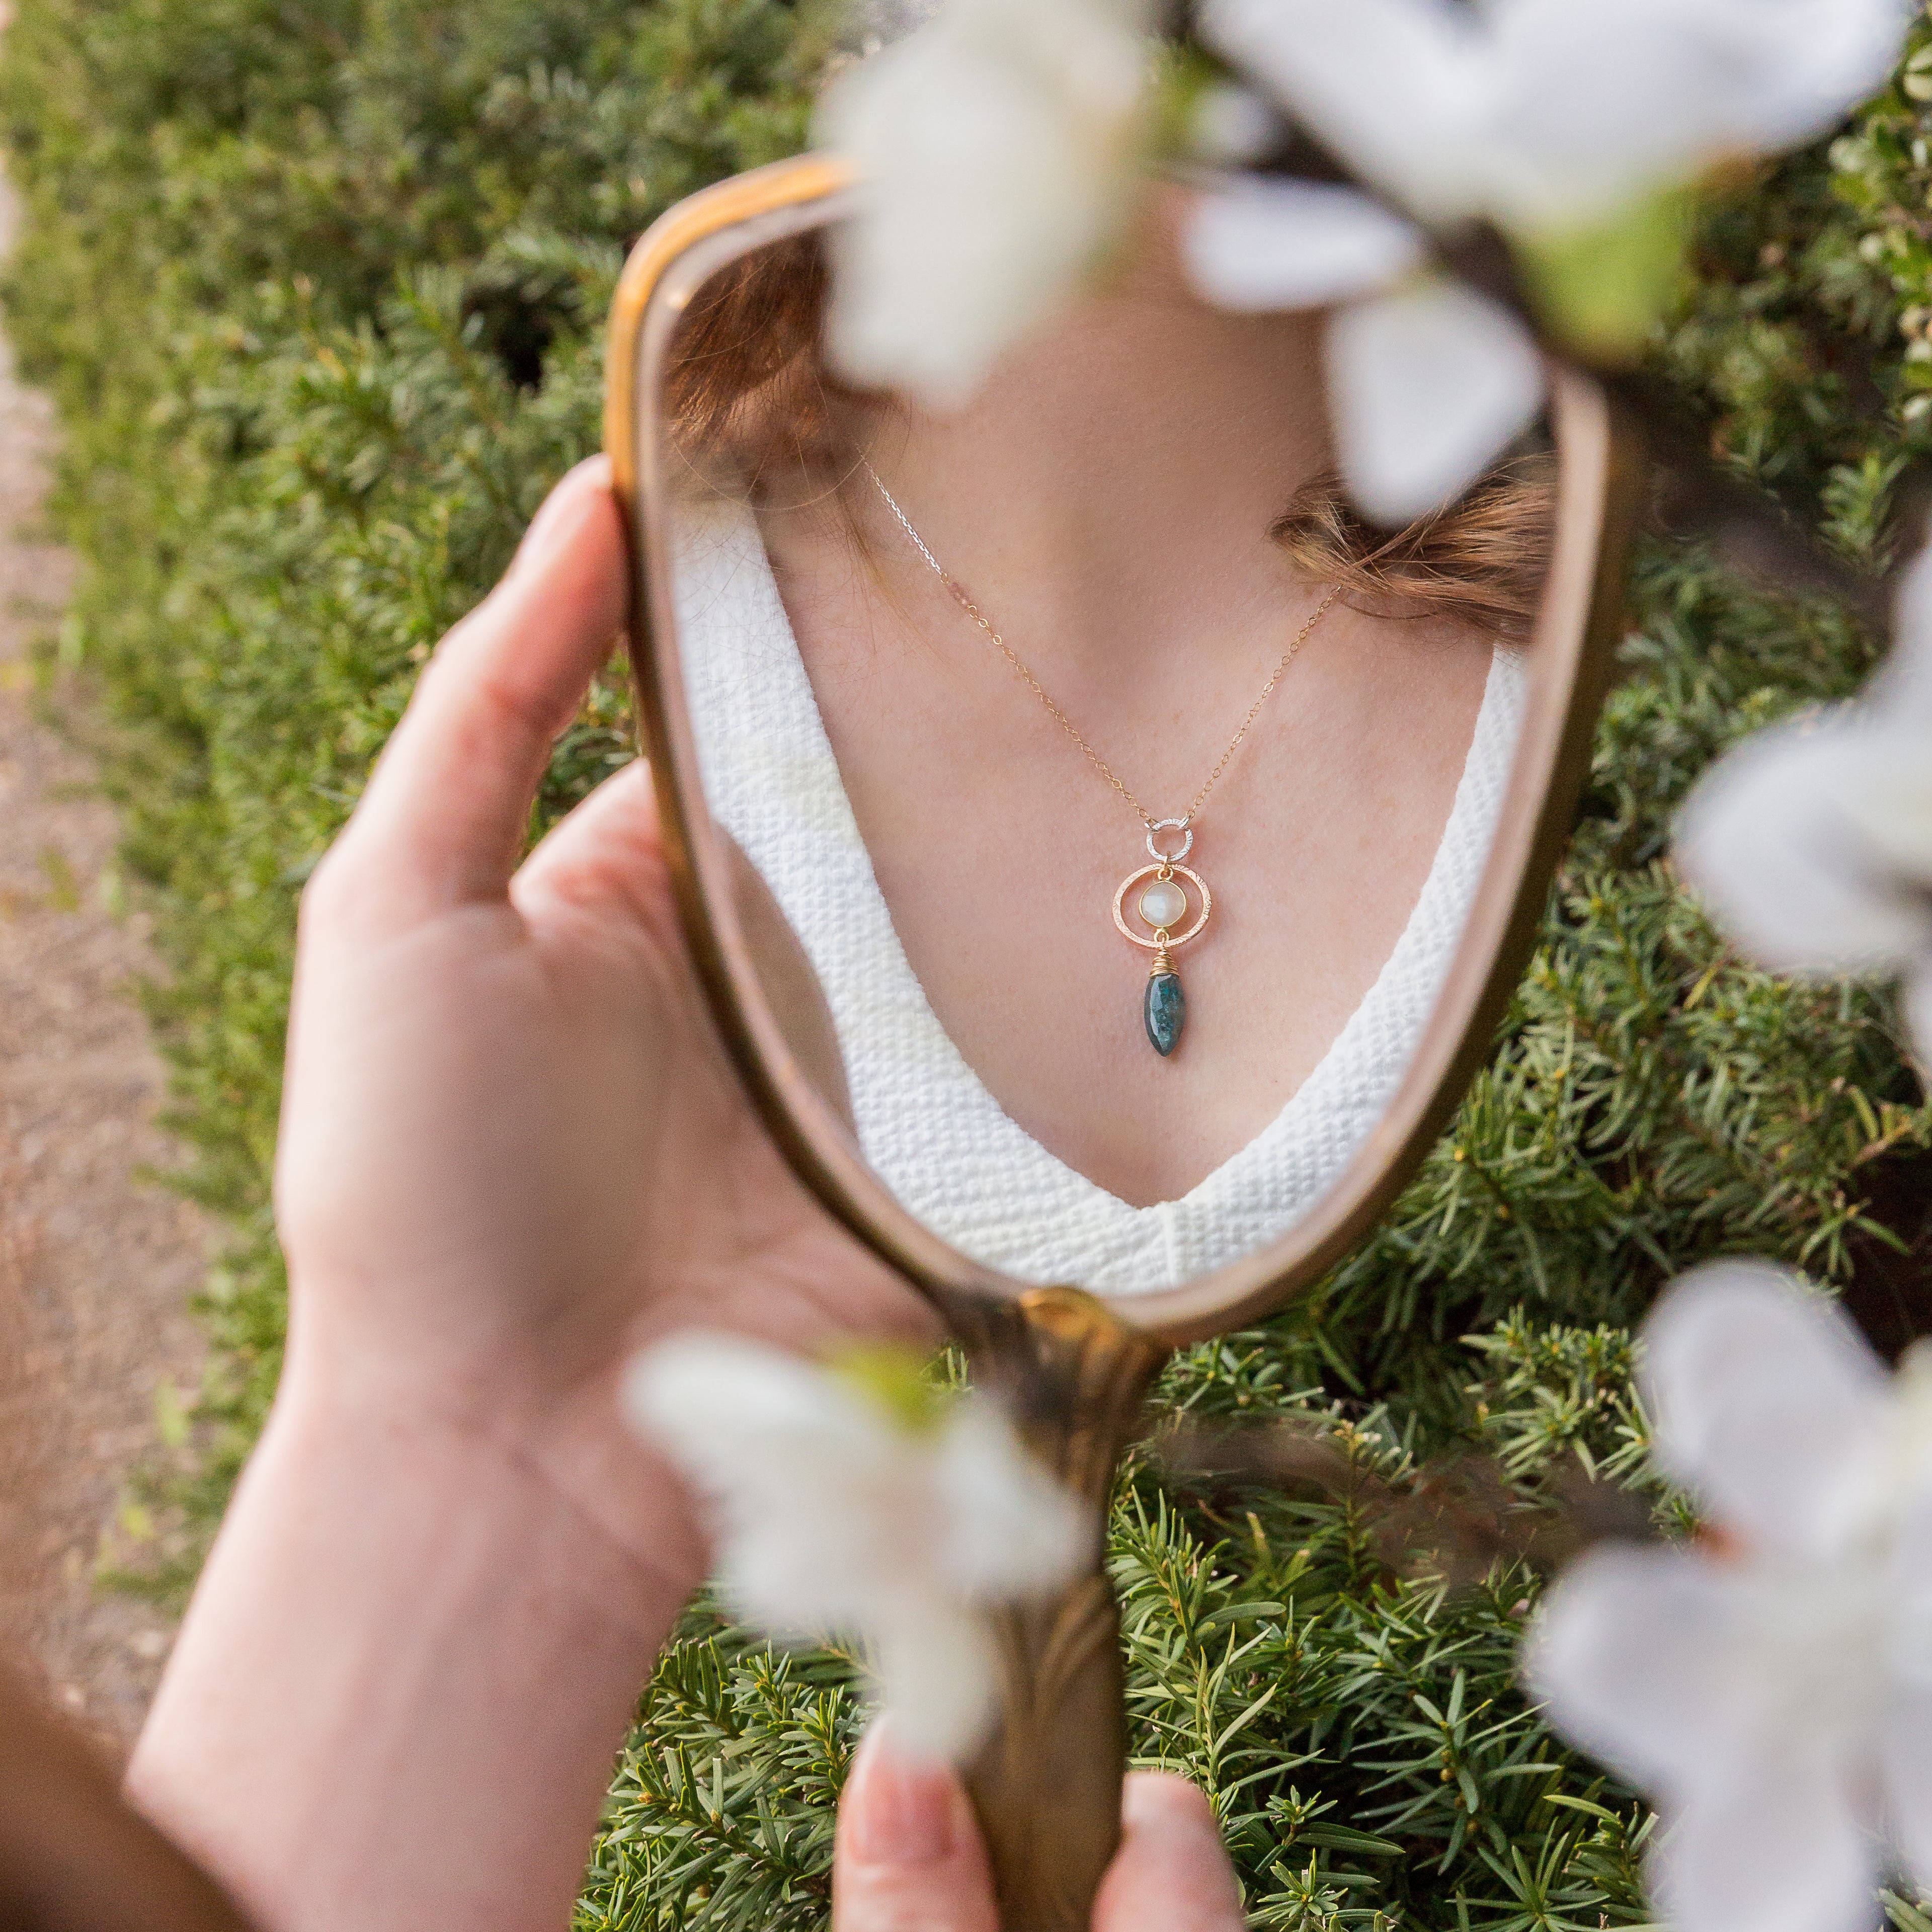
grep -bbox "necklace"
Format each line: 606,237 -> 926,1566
865,463 -> 1336,1059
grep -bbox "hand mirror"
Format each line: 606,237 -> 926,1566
606,153 -> 1641,1929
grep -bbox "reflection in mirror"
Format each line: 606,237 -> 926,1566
653,192 -> 1552,1297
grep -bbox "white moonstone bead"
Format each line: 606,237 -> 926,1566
1139,879 -> 1187,929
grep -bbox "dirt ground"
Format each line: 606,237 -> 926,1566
0,153 -> 211,1755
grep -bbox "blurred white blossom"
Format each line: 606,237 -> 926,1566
1202,0 -> 1909,235
1675,542 -> 1932,1063
818,0 -> 1151,409
818,0 -> 1908,516
1183,175 -> 1424,310
1324,280 -> 1542,524
1184,176 -> 1541,521
1526,1262 -> 1932,1932
1183,0 -> 1905,516
624,1333 -> 1088,1759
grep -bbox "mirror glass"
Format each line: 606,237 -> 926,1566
639,187 -> 1562,1303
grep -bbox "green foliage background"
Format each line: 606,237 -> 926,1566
6,2 -> 1932,1924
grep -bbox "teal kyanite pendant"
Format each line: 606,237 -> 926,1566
1145,968 -> 1185,1056
1111,823 -> 1212,1061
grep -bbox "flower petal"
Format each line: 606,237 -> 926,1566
626,1342 -> 1069,1765
626,1333 -> 1086,1705
1323,281 -> 1543,525
1525,1542 -> 1782,1796
1876,537 -> 1932,722
625,1333 -> 884,1468
1674,710 -> 1932,975
1208,0 -> 1907,234
818,0 -> 1150,409
1906,954 -> 1932,1074
1201,0 -> 1488,222
1182,177 -> 1425,313
1618,0 -> 1907,157
1876,1481 -> 1932,1879
1831,733 -> 1932,891
1823,539 -> 1932,901
1532,1532 -> 1893,1932
1642,1263 -> 1889,1561
870,1598 -> 1001,1758
1884,1676 -> 1932,1893
936,1399 -> 1090,1599
1479,0 -> 1909,228
1653,1741 -> 1879,1932
624,1333 -> 925,1632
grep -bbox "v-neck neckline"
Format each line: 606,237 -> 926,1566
675,502 -> 1524,1294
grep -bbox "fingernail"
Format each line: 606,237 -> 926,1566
846,1723 -> 956,1866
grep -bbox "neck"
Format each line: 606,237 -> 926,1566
850,189 -> 1334,701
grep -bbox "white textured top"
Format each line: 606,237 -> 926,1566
676,505 -> 1525,1295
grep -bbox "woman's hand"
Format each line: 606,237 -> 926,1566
276,453 -> 931,1572
835,1730 -> 1246,1932
130,459 -> 932,1932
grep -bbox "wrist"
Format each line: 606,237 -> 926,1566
280,1343 -> 705,1617
272,1293 -> 711,1613
131,1339 -> 705,1932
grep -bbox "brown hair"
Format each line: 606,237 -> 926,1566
665,232 -> 855,496
666,232 -> 1555,639
1271,454 -> 1557,642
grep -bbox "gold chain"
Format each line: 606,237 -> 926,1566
865,461 -> 1336,831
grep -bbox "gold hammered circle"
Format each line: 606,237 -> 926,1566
1112,862 -> 1211,950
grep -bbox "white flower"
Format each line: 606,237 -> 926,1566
817,0 -> 1151,410
1184,175 -> 1543,522
1674,541 -> 1932,1062
1525,1262 -> 1932,1932
1203,0 -> 1909,235
623,1333 -> 1090,1758
1185,0 -> 1907,519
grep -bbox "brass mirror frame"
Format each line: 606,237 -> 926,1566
607,152 -> 1645,1347
606,151 -> 1646,1930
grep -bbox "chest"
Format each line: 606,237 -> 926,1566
772,560 -> 1495,1207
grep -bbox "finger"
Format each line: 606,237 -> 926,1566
323,455 -> 628,929
512,759 -> 672,939
832,1723 -> 998,1932
1093,1776 -> 1245,1932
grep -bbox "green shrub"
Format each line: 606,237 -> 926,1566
1,0 -> 823,1569
6,3 -> 1932,1924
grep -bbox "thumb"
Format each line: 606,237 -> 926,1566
1094,1775 -> 1245,1931
833,1722 -> 998,1932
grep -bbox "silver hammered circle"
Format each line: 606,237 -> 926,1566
1146,817 -> 1193,863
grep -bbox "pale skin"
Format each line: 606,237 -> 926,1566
759,198 -> 1496,1207
125,459 -> 1245,1932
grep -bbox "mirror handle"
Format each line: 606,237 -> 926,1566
956,1289 -> 1167,1932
